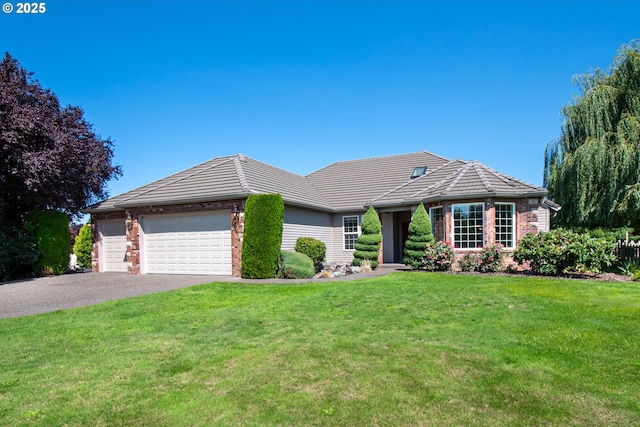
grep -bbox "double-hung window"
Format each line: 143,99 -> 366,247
495,203 -> 515,248
343,215 -> 360,250
452,203 -> 484,248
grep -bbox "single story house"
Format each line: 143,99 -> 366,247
84,151 -> 559,276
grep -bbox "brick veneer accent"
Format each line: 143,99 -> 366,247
422,198 -> 543,271
125,210 -> 140,274
92,200 -> 245,277
516,198 -> 540,237
231,211 -> 244,277
424,197 -> 543,251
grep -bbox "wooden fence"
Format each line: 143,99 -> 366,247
616,241 -> 640,262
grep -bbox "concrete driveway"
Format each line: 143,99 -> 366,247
0,265 -> 401,319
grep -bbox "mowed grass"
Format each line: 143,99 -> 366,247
1,272 -> 639,426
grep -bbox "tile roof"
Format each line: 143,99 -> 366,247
84,154 -> 333,212
368,159 -> 547,207
306,151 -> 450,210
85,151 -> 548,213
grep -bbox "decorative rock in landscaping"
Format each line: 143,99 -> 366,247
315,262 -> 362,279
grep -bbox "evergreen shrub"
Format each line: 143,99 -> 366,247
278,250 -> 315,279
0,223 -> 40,281
74,224 -> 93,269
403,203 -> 434,270
352,206 -> 382,269
25,210 -> 70,276
241,194 -> 284,279
294,237 -> 326,271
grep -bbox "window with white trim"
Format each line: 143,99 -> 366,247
343,215 -> 360,250
453,203 -> 484,248
495,203 -> 515,248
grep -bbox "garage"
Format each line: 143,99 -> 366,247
140,211 -> 232,275
98,219 -> 128,272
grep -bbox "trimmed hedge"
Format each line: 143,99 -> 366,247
403,203 -> 434,269
294,237 -> 326,270
241,194 -> 284,279
278,250 -> 315,279
25,209 -> 70,276
74,224 -> 93,269
352,206 -> 382,269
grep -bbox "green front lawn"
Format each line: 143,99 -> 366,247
1,273 -> 639,426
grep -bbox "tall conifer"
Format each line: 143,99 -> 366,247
545,41 -> 640,228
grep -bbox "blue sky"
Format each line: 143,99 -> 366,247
2,1 -> 639,200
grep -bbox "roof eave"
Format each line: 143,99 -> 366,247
284,200 -> 336,212
368,190 -> 548,209
85,193 -> 337,213
113,193 -> 251,209
81,206 -> 123,214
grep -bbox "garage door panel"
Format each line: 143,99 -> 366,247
142,212 -> 232,275
99,219 -> 128,272
144,214 -> 229,234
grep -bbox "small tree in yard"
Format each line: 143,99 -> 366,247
403,203 -> 434,270
352,206 -> 382,269
74,224 -> 93,269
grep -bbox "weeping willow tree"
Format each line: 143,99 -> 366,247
544,40 -> 640,229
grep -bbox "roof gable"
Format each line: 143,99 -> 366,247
368,159 -> 547,207
85,154 -> 332,212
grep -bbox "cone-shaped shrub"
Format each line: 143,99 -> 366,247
74,224 -> 93,269
352,206 -> 382,269
403,203 -> 434,269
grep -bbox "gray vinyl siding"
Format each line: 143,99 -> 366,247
281,206 -> 332,252
324,211 -> 365,263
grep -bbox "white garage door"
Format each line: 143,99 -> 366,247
141,212 -> 232,275
99,219 -> 128,272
